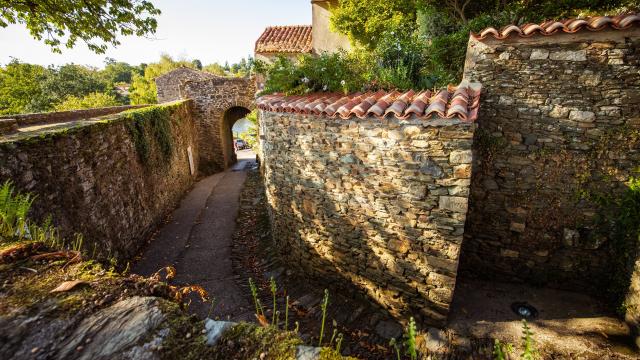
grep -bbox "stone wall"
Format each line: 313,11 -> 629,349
180,77 -> 255,174
259,111 -> 476,326
0,101 -> 199,260
156,67 -> 219,104
461,28 -> 640,291
0,105 -> 147,133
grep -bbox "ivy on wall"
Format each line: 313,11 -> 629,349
124,102 -> 181,166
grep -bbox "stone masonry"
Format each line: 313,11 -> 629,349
0,101 -> 199,260
156,68 -> 256,174
462,28 -> 640,292
259,111 -> 476,326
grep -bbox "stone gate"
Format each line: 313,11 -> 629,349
156,68 -> 256,174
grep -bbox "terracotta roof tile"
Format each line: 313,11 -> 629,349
473,13 -> 640,40
255,25 -> 313,54
257,81 -> 482,122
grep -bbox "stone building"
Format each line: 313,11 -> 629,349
155,68 -> 255,174
254,0 -> 350,64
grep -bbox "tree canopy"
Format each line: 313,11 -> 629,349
0,0 -> 161,53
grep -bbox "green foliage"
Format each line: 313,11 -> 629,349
270,276 -> 277,326
389,338 -> 401,360
0,181 -> 34,242
248,277 -> 265,317
319,289 -> 329,346
520,320 -> 539,360
0,0 -> 160,54
102,57 -> 143,84
493,339 -> 513,360
0,59 -> 47,115
124,104 -> 176,165
331,0 -> 417,50
203,63 -> 227,76
325,0 -> 640,89
403,317 -> 417,360
591,177 -> 640,308
130,54 -> 197,104
54,92 -> 120,111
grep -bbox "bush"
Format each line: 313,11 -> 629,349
54,92 -> 120,111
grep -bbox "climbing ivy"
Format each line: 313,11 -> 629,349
591,176 -> 640,311
123,103 -> 178,166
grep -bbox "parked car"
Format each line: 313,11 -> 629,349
234,139 -> 247,150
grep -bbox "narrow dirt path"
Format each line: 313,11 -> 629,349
133,149 -> 257,322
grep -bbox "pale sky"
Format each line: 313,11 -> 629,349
0,0 -> 311,68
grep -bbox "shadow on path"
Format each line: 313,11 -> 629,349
133,150 -> 257,321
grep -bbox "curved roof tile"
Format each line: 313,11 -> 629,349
256,81 -> 482,122
255,25 -> 313,54
473,13 -> 640,40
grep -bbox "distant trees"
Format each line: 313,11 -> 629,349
0,55 -> 256,114
0,0 -> 161,54
54,92 -> 120,111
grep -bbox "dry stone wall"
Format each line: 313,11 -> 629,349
461,29 -> 640,291
259,111 -> 476,326
0,101 -> 199,260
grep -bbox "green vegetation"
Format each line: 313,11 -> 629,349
319,289 -> 329,346
259,0 -> 640,94
124,103 -> 178,165
520,320 -> 540,360
0,181 -> 34,242
589,176 -> 640,309
54,92 -> 120,111
0,0 -> 160,54
404,317 -> 417,360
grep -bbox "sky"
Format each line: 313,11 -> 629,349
0,0 -> 311,68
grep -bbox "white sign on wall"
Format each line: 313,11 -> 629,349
187,146 -> 195,175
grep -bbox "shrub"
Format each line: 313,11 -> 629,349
54,92 -> 120,111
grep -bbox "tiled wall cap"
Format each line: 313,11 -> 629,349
473,13 -> 640,40
256,80 -> 482,122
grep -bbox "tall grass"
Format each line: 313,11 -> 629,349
0,181 -> 35,242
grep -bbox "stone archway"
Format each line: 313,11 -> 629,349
155,68 -> 256,175
222,106 -> 251,169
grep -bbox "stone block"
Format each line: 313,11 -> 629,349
569,110 -> 596,123
449,150 -> 473,164
530,49 -> 550,60
439,196 -> 468,213
549,50 -> 586,61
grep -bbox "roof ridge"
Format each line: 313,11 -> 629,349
256,82 -> 482,122
473,13 -> 640,40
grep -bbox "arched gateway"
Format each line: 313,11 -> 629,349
156,68 -> 256,174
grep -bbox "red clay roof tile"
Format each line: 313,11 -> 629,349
257,81 -> 482,122
473,13 -> 640,40
255,25 -> 313,54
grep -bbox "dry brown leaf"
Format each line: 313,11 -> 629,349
255,313 -> 269,327
50,280 -> 88,293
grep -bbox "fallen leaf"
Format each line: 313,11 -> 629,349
50,280 -> 88,293
255,313 -> 269,327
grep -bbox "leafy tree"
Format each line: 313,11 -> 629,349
35,64 -> 111,111
203,63 -> 226,76
0,59 -> 47,115
101,58 -> 142,84
0,0 -> 161,53
192,59 -> 203,70
54,92 -> 120,111
129,54 -> 196,104
331,0 -> 418,49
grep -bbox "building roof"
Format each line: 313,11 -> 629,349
473,13 -> 640,40
255,25 -> 313,54
256,81 -> 482,122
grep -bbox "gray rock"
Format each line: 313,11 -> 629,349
420,159 -> 443,178
204,319 -> 236,346
423,328 -> 448,353
549,50 -> 586,61
569,110 -> 596,123
58,296 -> 165,360
375,320 -> 403,339
296,345 -> 321,360
530,49 -> 549,60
